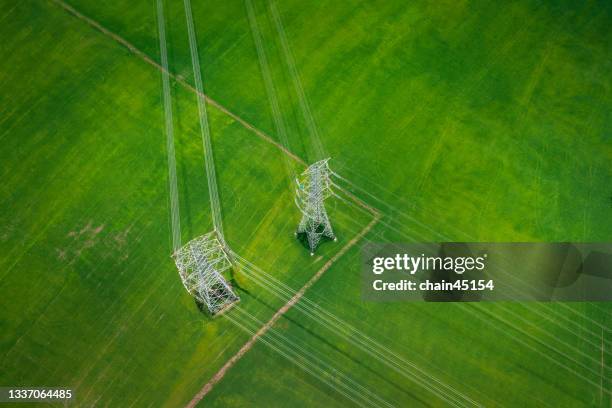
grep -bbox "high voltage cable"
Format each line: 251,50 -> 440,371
353,227 -> 612,375
234,261 -> 472,408
184,0 -> 224,239
224,311 -> 375,407
166,0 -> 366,392
256,0 -> 340,254
244,0 -> 296,180
160,0 -> 595,404
235,263 -> 472,408
232,252 -> 479,408
459,304 -> 612,395
340,204 -> 612,355
158,3 -> 383,403
156,0 -> 181,252
268,0 -> 326,161
336,189 -> 612,369
332,183 -> 612,380
230,306 -> 393,407
331,171 -> 612,338
353,224 -> 612,394
157,0 -> 239,315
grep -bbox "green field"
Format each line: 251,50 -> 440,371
1,0 -> 611,406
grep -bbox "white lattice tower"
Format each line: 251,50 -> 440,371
295,158 -> 336,255
173,231 -> 239,315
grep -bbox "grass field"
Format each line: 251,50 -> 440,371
1,0 -> 611,406
0,1 -> 370,405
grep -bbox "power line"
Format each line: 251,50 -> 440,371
156,0 -> 181,252
268,0 -> 326,161
244,0 -> 296,181
184,0 -> 224,239
226,307 -> 391,407
233,252 -> 480,408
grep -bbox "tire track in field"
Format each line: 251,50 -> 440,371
186,212 -> 380,407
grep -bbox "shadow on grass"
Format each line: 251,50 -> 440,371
194,277 -> 246,320
295,227 -> 336,254
195,300 -> 214,319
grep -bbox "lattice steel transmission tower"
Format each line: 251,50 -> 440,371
173,231 -> 238,315
159,0 -> 241,317
295,159 -> 336,255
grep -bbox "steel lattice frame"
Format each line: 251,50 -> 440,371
295,158 -> 336,254
173,231 -> 239,315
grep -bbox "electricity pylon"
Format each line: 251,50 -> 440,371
295,158 -> 336,255
173,231 -> 238,315
161,0 -> 240,316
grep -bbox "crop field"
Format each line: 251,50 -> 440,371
1,0 -> 611,407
